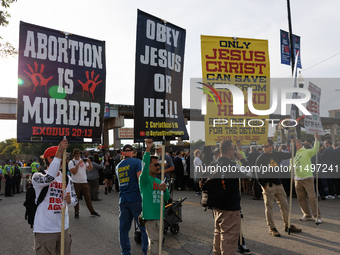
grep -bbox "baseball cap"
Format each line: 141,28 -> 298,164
72,148 -> 81,155
43,146 -> 58,159
123,144 -> 133,152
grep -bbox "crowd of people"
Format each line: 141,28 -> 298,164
0,159 -> 25,199
2,136 -> 340,254
198,136 -> 340,254
18,139 -> 172,255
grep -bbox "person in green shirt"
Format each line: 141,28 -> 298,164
139,139 -> 169,255
291,134 -> 321,224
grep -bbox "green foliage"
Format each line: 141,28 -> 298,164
189,139 -> 205,151
68,143 -> 94,153
273,130 -> 280,142
0,138 -> 18,155
321,133 -> 331,141
0,0 -> 17,58
0,137 -> 95,157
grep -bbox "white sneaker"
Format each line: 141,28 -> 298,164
315,219 -> 322,224
326,195 -> 335,199
300,216 -> 313,221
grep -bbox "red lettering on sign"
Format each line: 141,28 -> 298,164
31,127 -> 76,137
32,126 -> 39,135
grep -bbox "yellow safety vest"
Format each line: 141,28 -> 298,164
31,162 -> 40,173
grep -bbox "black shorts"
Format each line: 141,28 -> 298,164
103,173 -> 113,179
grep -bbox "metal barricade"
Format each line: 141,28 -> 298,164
21,167 -> 32,192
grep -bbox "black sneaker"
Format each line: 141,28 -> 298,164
269,228 -> 281,237
74,212 -> 79,219
238,244 -> 252,254
91,211 -> 101,217
285,225 -> 302,233
252,196 -> 261,200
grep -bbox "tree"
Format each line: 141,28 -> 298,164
273,130 -> 280,142
0,137 -> 93,158
189,139 -> 205,151
0,138 -> 19,156
0,0 -> 17,58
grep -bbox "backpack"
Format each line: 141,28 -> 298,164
200,178 -> 226,210
23,174 -> 69,228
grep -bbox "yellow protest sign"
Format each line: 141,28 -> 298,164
201,35 -> 270,145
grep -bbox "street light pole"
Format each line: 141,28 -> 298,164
287,0 -> 295,75
287,0 -> 301,139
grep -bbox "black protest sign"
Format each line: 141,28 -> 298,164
17,21 -> 106,143
134,10 -> 189,142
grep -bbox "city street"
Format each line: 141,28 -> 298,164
0,187 -> 339,255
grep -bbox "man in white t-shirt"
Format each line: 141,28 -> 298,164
69,148 -> 100,219
32,139 -> 78,255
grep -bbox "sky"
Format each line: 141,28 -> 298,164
1,0 -> 340,144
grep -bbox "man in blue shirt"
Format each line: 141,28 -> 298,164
116,144 -> 148,255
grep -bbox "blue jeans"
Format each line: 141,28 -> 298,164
119,201 -> 148,255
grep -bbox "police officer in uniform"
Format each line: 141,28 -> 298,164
30,157 -> 41,177
12,161 -> 22,194
0,162 -> 6,200
4,160 -> 13,197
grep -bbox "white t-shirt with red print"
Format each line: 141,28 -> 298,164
32,157 -> 78,233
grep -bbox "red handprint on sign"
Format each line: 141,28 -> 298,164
78,70 -> 102,100
24,62 -> 53,94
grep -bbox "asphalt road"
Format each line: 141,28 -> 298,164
1,186 -> 340,255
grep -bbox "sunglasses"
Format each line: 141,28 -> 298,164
150,163 -> 160,167
262,145 -> 270,148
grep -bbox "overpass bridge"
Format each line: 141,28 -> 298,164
1,97 -> 339,148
